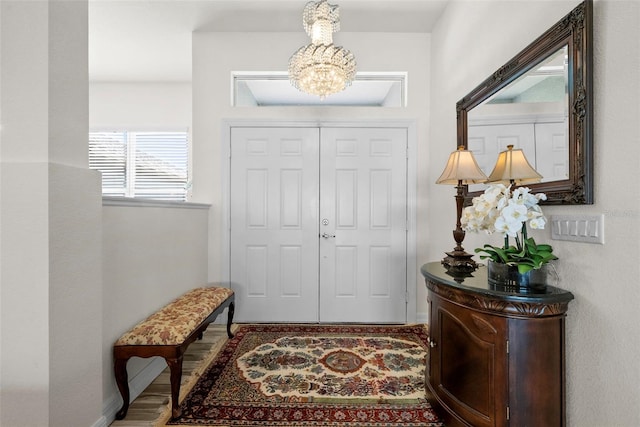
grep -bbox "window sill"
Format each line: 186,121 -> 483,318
102,197 -> 210,210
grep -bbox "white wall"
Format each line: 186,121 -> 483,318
101,202 -> 210,419
89,82 -> 191,129
89,81 -> 214,422
192,32 -> 431,307
1,1 -> 103,426
429,1 -> 640,425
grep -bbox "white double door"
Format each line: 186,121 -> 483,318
230,126 -> 407,323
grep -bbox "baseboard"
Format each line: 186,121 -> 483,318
416,312 -> 429,325
101,357 -> 167,425
101,395 -> 120,427
91,415 -> 109,427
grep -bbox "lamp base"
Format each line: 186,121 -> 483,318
441,250 -> 479,274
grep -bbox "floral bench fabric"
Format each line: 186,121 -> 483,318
113,285 -> 234,421
115,287 -> 234,346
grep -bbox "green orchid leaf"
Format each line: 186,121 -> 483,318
517,263 -> 534,274
474,237 -> 557,270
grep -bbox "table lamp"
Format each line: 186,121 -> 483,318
486,144 -> 542,185
436,146 -> 488,272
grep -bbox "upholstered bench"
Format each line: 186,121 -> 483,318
113,286 -> 235,420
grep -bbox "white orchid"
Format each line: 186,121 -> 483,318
496,202 -> 529,237
462,184 -> 548,235
462,183 -> 510,234
529,216 -> 547,230
462,184 -> 557,273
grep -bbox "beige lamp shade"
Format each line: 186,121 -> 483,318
436,146 -> 488,185
486,144 -> 542,185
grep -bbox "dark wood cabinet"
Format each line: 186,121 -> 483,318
421,262 -> 574,427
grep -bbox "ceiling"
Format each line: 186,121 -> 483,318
88,0 -> 449,82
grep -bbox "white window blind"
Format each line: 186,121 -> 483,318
89,131 -> 189,201
89,132 -> 127,196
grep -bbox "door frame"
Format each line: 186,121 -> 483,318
220,120 -> 418,323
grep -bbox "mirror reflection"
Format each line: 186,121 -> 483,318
467,46 -> 569,193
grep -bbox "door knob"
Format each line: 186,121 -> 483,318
321,233 -> 336,239
428,338 -> 437,348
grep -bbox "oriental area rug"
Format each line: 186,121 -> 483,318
163,324 -> 443,426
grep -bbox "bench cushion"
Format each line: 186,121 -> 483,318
115,287 -> 234,346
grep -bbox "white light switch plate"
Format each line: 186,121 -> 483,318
550,214 -> 604,244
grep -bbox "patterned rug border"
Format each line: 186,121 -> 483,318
158,324 -> 442,427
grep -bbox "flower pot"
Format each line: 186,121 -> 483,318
487,260 -> 549,292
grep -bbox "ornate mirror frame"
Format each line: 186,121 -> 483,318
457,0 -> 593,204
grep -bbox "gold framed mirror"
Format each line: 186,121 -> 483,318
457,0 -> 593,204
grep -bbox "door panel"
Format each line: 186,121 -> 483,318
534,121 -> 569,182
230,127 -> 320,322
319,128 -> 407,323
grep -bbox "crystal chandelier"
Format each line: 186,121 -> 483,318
288,0 -> 356,99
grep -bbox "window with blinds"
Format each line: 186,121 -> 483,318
89,131 -> 189,201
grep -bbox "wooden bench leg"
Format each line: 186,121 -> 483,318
167,356 -> 184,419
226,301 -> 235,338
114,357 -> 130,420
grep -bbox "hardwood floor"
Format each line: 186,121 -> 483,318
109,324 -> 230,427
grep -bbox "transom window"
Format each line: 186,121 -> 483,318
233,72 -> 407,107
89,130 -> 190,201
